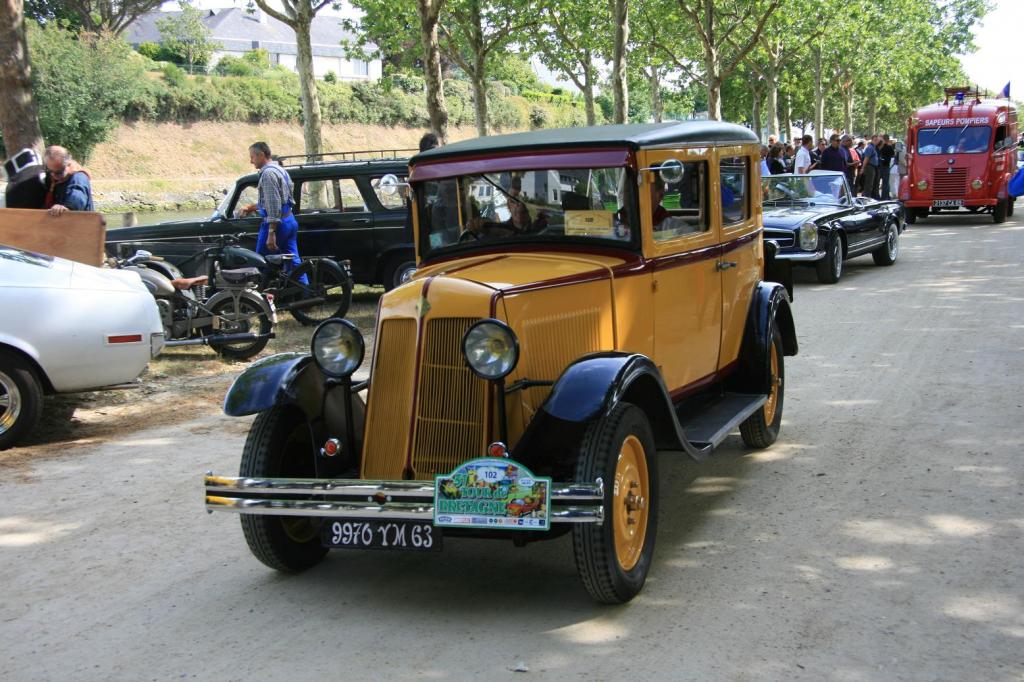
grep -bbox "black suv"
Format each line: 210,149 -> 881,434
105,152 -> 417,290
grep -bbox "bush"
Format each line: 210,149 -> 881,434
28,23 -> 152,160
161,62 -> 187,87
323,71 -> 337,83
137,42 -> 161,60
529,105 -> 549,129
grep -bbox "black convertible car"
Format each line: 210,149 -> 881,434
761,171 -> 904,284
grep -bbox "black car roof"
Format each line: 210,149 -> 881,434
235,158 -> 408,184
414,121 -> 759,163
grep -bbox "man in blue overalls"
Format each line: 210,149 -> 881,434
241,141 -> 301,272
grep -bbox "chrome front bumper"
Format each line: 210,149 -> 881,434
204,474 -> 605,524
772,250 -> 826,262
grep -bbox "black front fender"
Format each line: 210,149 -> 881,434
731,282 -> 798,395
223,353 -> 313,417
510,353 -> 700,477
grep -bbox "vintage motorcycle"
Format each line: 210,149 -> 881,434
174,234 -> 353,326
115,250 -> 276,360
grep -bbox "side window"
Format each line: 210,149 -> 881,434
371,175 -> 408,210
299,179 -> 368,214
652,161 -> 707,242
233,184 -> 259,218
720,156 -> 749,226
338,178 -> 368,212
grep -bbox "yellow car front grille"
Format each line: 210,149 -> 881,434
361,318 -> 418,479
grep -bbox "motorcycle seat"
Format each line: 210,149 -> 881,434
170,275 -> 209,290
219,267 -> 261,283
264,254 -> 295,266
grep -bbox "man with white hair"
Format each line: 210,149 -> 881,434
43,145 -> 94,216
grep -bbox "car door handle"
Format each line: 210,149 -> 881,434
716,261 -> 737,271
351,218 -> 371,224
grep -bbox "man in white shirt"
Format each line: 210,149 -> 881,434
794,135 -> 813,174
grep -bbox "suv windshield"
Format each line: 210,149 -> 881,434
762,174 -> 849,205
417,167 -> 637,255
917,125 -> 991,155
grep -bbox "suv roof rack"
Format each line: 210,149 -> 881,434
277,148 -> 418,166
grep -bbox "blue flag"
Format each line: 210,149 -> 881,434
998,82 -> 1010,98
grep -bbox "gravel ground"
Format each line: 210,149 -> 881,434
1,211 -> 1022,681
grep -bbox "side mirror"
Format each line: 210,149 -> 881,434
658,159 -> 684,185
378,174 -> 408,196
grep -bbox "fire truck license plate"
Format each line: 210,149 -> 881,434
322,520 -> 442,551
932,200 -> 964,207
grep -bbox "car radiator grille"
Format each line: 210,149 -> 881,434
361,318 -> 418,479
764,231 -> 795,248
410,317 -> 487,478
931,168 -> 967,198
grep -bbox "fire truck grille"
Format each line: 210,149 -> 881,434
931,168 -> 967,198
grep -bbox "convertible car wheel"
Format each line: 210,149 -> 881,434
0,351 -> 43,451
872,221 -> 900,266
239,405 -> 329,572
740,330 -> 784,448
815,233 -> 843,284
572,402 -> 658,604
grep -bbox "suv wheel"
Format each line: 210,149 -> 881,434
572,402 -> 658,604
383,256 -> 417,291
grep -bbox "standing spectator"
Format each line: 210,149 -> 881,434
841,135 -> 860,188
759,145 -> 770,177
878,134 -> 895,199
861,134 -> 880,198
810,138 -> 827,169
418,132 -> 440,153
767,134 -> 777,148
784,144 -> 795,172
43,145 -> 93,216
819,134 -> 847,173
768,145 -> 786,175
240,141 -> 300,272
794,135 -> 813,174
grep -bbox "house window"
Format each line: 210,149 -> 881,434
352,59 -> 368,76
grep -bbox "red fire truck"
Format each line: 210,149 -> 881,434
901,87 -> 1018,224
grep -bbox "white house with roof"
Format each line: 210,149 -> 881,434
123,6 -> 381,80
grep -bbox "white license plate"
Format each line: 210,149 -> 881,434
322,520 -> 441,551
932,200 -> 964,207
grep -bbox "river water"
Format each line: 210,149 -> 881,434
102,208 -> 214,229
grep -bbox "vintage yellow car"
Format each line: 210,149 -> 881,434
204,122 -> 798,604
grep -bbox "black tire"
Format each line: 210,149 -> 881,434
905,209 -> 917,225
815,232 -> 843,284
872,220 -> 900,266
993,199 -> 1008,224
572,402 -> 658,604
740,329 -> 784,449
287,259 -> 353,326
382,255 -> 417,291
239,405 -> 329,572
0,350 -> 44,450
208,295 -> 272,360
1007,199 -> 1015,217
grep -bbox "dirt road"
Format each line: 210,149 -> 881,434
2,212 -> 1022,681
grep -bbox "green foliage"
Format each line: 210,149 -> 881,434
161,62 -> 187,87
137,42 -> 162,60
489,53 -> 545,92
323,71 -> 337,84
27,23 -> 151,160
529,105 -> 549,129
156,1 -> 216,68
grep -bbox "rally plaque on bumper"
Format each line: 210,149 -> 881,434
434,458 -> 552,530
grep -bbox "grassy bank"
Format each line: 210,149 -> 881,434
88,121 -> 485,213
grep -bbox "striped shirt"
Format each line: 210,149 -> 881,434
257,162 -> 294,224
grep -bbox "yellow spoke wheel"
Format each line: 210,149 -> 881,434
740,329 -> 785,449
613,435 -> 650,572
764,342 -> 780,424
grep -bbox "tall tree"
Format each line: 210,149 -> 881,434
609,0 -> 629,123
0,0 -> 44,157
437,0 -> 534,136
415,0 -> 448,141
156,1 -> 216,71
24,0 -> 163,35
529,0 -> 606,126
655,0 -> 780,120
252,0 -> 332,158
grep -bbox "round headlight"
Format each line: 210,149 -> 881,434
917,179 -> 928,191
799,222 -> 818,251
462,319 -> 519,381
311,319 -> 364,378
971,178 -> 983,190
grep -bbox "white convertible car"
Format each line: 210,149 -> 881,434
0,244 -> 165,449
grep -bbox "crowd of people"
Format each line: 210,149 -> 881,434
759,133 -> 904,200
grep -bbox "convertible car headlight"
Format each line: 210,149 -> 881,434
799,222 -> 818,251
311,319 -> 364,378
463,319 -> 519,380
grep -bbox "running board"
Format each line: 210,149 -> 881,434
678,393 -> 767,451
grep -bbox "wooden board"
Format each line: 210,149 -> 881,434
0,208 -> 106,266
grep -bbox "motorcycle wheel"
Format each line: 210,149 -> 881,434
287,259 -> 353,326
208,296 -> 272,360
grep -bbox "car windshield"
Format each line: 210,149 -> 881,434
917,125 -> 991,155
0,244 -> 54,268
761,174 -> 849,205
416,167 -> 637,255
